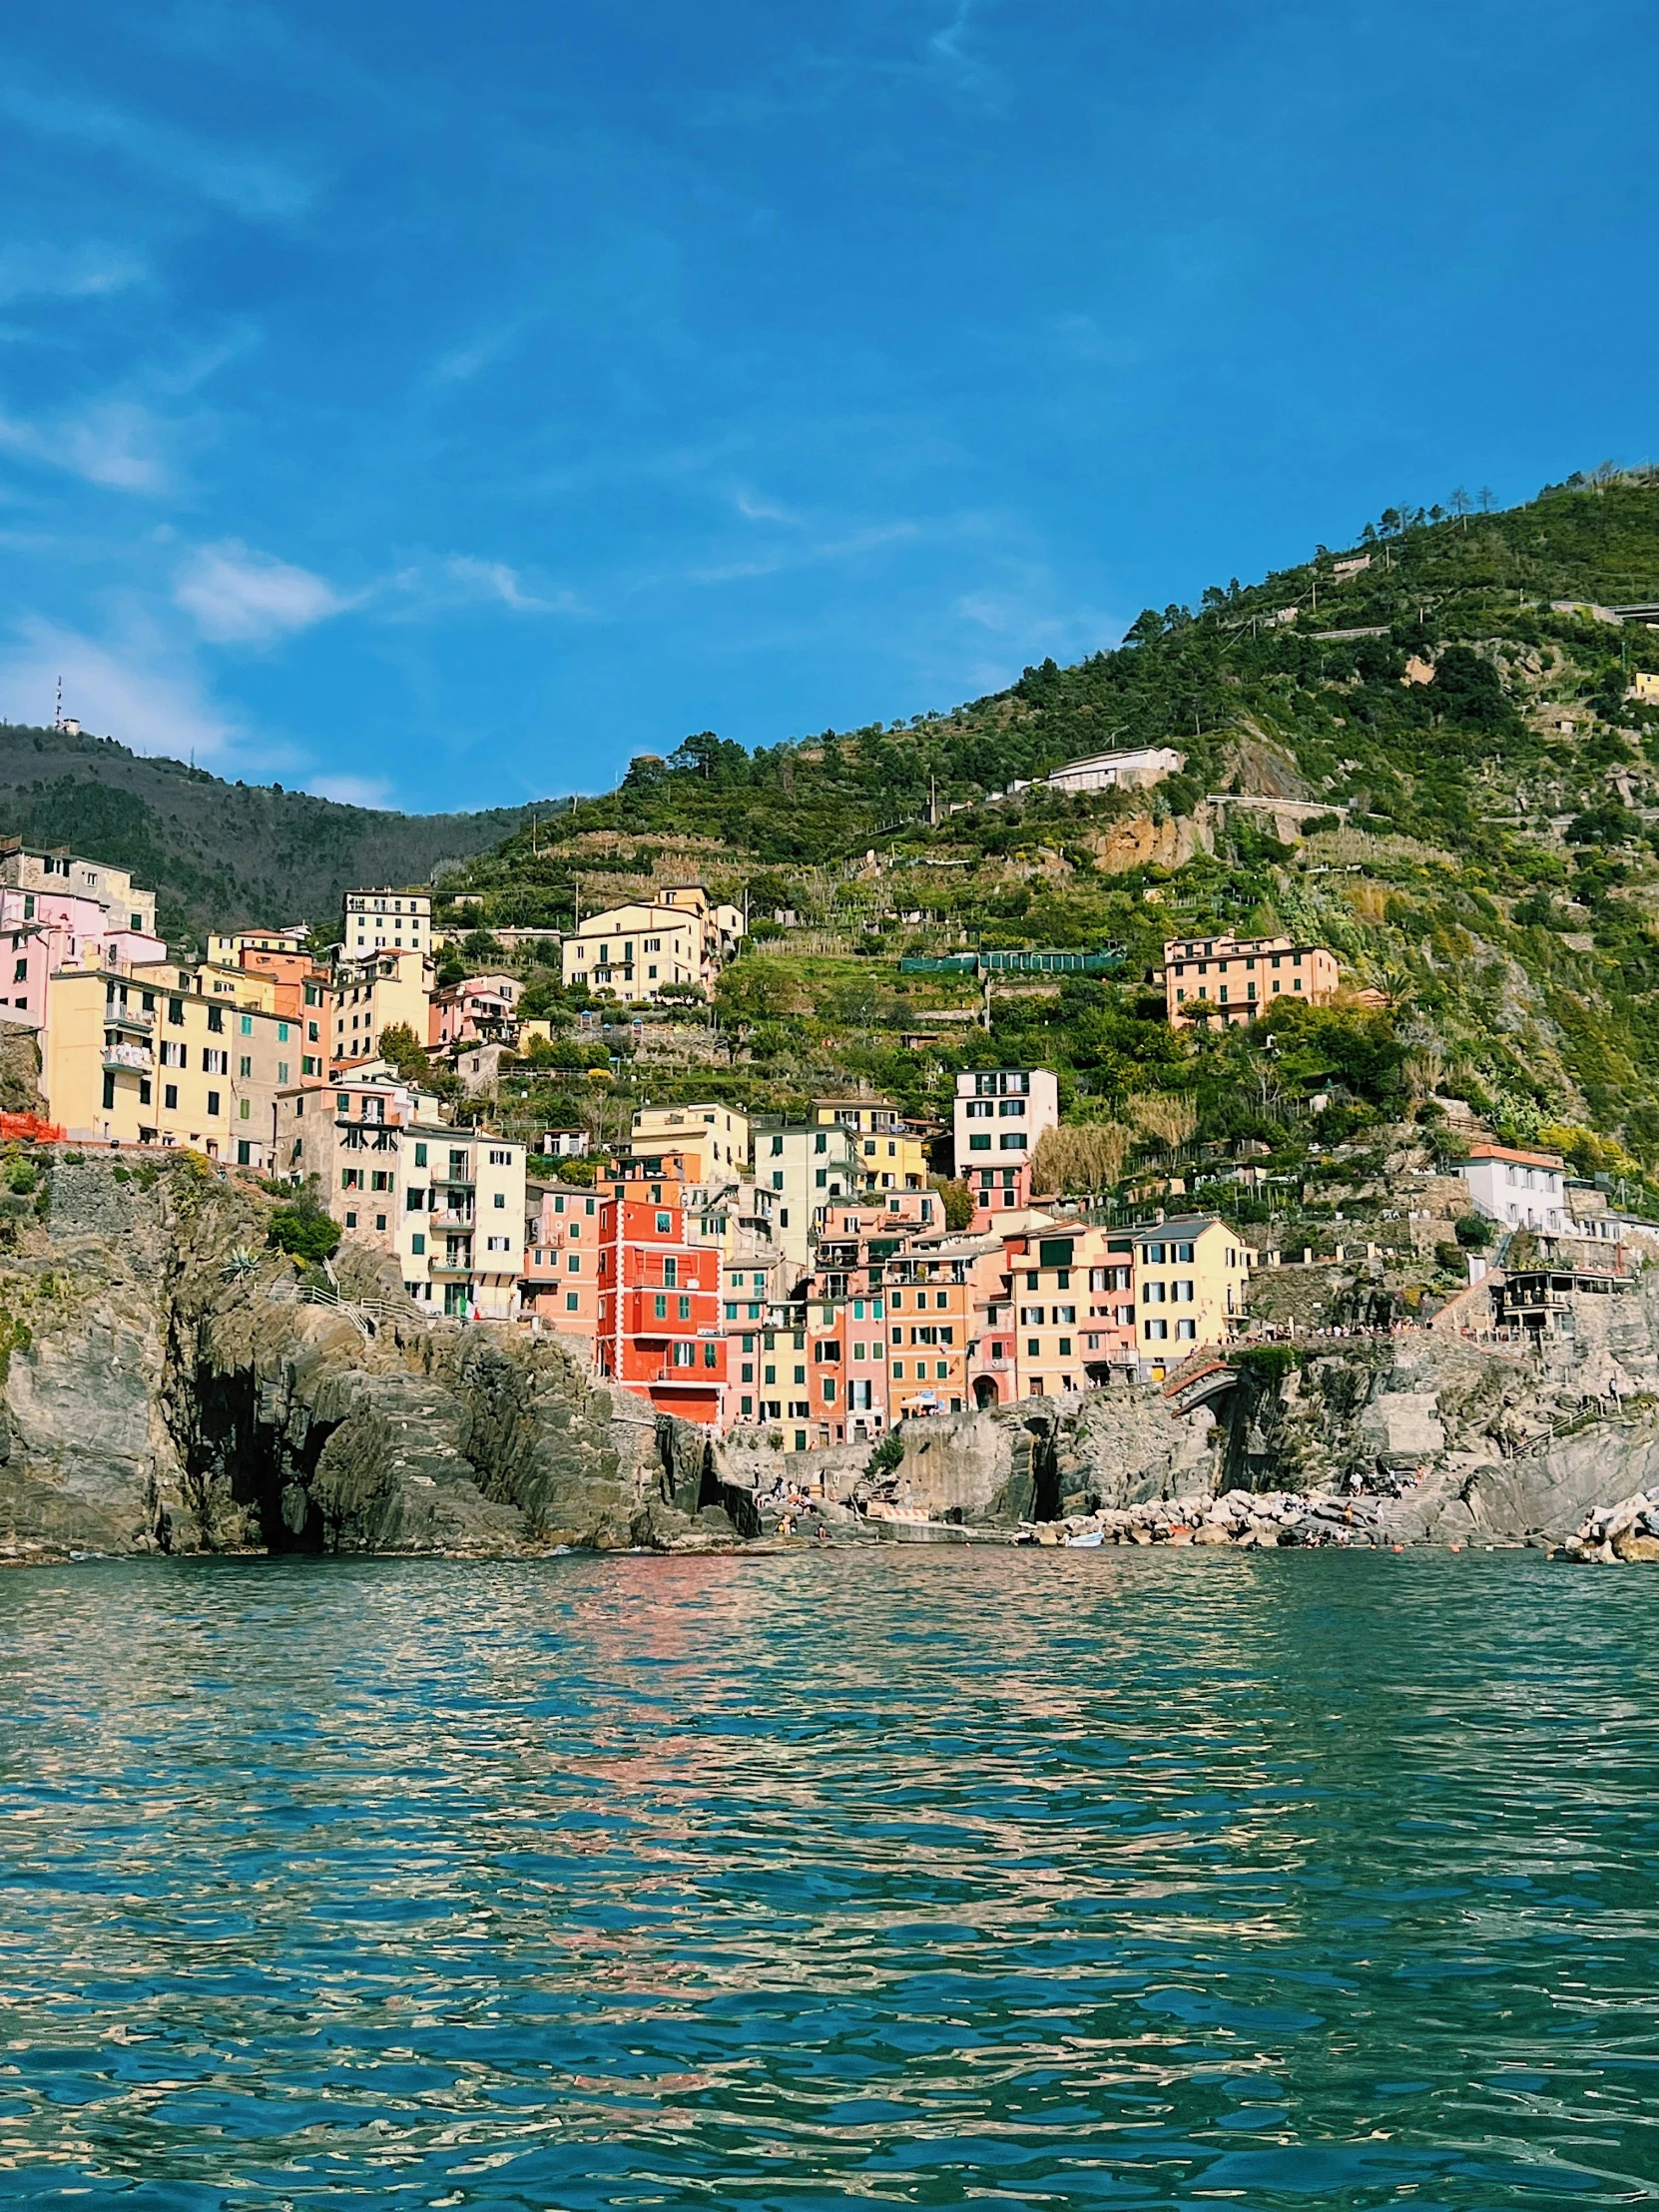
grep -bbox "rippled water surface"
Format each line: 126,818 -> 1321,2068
2,1551 -> 1659,2207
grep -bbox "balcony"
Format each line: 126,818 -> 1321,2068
104,1005 -> 153,1036
103,1042 -> 153,1074
433,1173 -> 476,1192
430,1206 -> 475,1228
428,1259 -> 475,1279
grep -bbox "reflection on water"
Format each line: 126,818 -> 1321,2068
0,1549 -> 1657,2207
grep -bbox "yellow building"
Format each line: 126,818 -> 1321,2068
1133,1216 -> 1251,1378
42,966 -> 303,1165
562,884 -> 745,1002
1630,672 -> 1659,705
330,949 -> 433,1070
812,1096 -> 929,1194
630,1100 -> 752,1177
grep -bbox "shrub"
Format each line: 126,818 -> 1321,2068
269,1207 -> 341,1264
1453,1213 -> 1493,1249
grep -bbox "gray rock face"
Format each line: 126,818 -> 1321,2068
0,1155 -> 721,1560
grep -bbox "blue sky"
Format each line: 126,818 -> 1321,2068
0,0 -> 1654,814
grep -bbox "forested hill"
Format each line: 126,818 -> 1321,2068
0,727 -> 536,941
466,470 -> 1659,884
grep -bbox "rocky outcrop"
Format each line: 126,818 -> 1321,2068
0,1153 -> 727,1561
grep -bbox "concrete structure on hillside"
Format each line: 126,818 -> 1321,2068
1039,745 -> 1185,796
1161,933 -> 1339,1029
953,1067 -> 1060,1223
561,884 -> 745,1003
342,889 -> 431,957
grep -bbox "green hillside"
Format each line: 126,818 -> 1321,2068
19,470 -> 1659,1240
435,470 -> 1659,1220
0,726 -> 538,942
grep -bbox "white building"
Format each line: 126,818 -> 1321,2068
952,1068 -> 1059,1222
1454,1142 -> 1571,1235
342,889 -> 431,957
1042,745 -> 1186,796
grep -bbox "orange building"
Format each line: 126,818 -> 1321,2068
884,1238 -> 978,1416
1162,933 -> 1339,1029
521,1179 -> 602,1341
595,1164 -> 728,1425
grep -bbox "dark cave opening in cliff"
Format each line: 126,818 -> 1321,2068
175,1364 -> 338,1554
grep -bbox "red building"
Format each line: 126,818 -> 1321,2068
595,1165 -> 727,1425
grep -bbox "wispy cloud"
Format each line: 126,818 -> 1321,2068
688,518 -> 918,585
305,772 -> 393,809
174,540 -> 345,643
733,487 -> 800,524
0,244 -> 150,306
0,614 -> 237,761
0,79 -> 320,222
383,555 -> 588,619
0,397 -> 171,492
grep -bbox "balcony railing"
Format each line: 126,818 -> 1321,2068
430,1207 -> 474,1228
103,1043 -> 152,1073
104,1006 -> 153,1035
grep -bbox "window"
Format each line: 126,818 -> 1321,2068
101,1073 -> 115,1111
1020,1307 -> 1044,1326
656,1212 -> 672,1233
164,1083 -> 178,1110
206,1090 -> 221,1116
168,998 -> 185,1026
345,1211 -> 357,1229
240,1014 -> 253,1036
11,959 -> 23,983
1142,1281 -> 1165,1304
1054,1305 -> 1076,1325
1144,1318 -> 1168,1340
206,1005 -> 224,1034
678,1296 -> 691,1321
1173,1280 -> 1194,1303
140,1078 -> 152,1105
414,1143 -> 427,1167
654,1295 -> 668,1319
565,1292 -> 579,1312
239,1099 -> 251,1121
998,1132 -> 1027,1150
239,1056 -> 253,1078
486,1237 -> 508,1252
202,1049 -> 229,1075
969,1134 -> 991,1152
1176,1319 -> 1196,1340
568,1255 -> 580,1275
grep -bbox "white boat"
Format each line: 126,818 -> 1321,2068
1066,1527 -> 1105,1548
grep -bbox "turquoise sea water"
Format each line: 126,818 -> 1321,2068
1,1550 -> 1658,2208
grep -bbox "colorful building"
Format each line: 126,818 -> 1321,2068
521,1179 -> 603,1338
594,1162 -> 727,1424
276,1065 -> 526,1316
561,883 -> 746,1004
953,1067 -> 1060,1225
342,889 -> 432,958
330,949 -> 434,1071
1161,934 -> 1339,1029
1133,1216 -> 1252,1378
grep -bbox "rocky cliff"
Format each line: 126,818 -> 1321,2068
8,1148 -> 1659,1564
0,1152 -> 743,1561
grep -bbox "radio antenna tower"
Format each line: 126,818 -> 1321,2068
54,676 -> 62,732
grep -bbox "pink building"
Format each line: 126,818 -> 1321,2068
428,973 -> 523,1050
0,885 -> 166,1029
